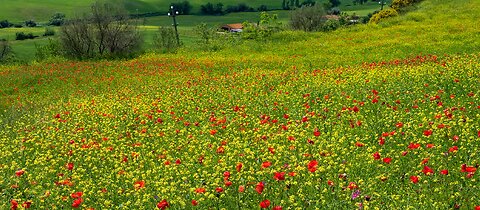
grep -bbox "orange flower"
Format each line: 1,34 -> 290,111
134,180 -> 145,190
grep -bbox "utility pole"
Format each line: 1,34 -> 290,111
168,5 -> 180,45
379,0 -> 386,10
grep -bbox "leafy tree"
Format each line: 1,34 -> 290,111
258,5 -> 268,11
153,26 -> 180,53
200,2 -> 224,15
48,13 -> 66,26
171,1 -> 192,15
290,4 -> 327,31
0,39 -> 13,63
60,0 -> 142,58
329,0 -> 341,8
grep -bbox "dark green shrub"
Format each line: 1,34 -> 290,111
0,20 -> 13,28
226,3 -> 254,13
15,32 -> 37,40
171,1 -> 192,15
49,13 -> 66,26
200,2 -> 224,15
43,27 -> 55,36
257,5 -> 268,11
25,20 -> 37,27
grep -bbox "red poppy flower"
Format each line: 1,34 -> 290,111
262,161 -> 272,168
22,201 -> 31,209
378,137 -> 385,145
423,166 -> 434,175
259,199 -> 270,209
352,106 -> 359,113
66,163 -> 74,170
461,164 -> 477,173
395,122 -> 403,128
423,130 -> 433,136
157,199 -> 169,209
420,158 -> 429,165
452,135 -> 459,141
373,152 -> 381,160
307,160 -> 318,172
410,176 -> 419,184
355,142 -> 364,147
175,159 -> 181,165
11,200 -> 18,210
255,182 -> 264,194
288,172 -> 296,177
475,206 -> 480,210
210,130 -> 217,135
426,143 -> 435,148
191,200 -> 198,206
238,185 -> 245,193
440,170 -> 449,175
216,187 -> 224,193
408,143 -> 421,150
72,198 -> 83,208
313,128 -> 321,137
348,182 -> 357,190
383,157 -> 392,164
71,192 -> 83,199
327,180 -> 334,186
272,206 -> 283,210
448,146 -> 458,153
134,180 -> 145,190
236,163 -> 243,172
273,172 -> 286,181
223,171 -> 230,179
195,188 -> 206,194
15,170 -> 25,177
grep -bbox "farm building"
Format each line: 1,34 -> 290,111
221,23 -> 243,32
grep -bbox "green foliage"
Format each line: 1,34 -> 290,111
322,19 -> 341,31
0,20 -> 13,28
153,27 -> 179,53
392,0 -> 422,10
48,13 -> 66,26
329,0 -> 341,8
195,23 -> 216,44
242,12 -> 283,40
24,20 -> 37,27
226,3 -> 255,13
0,39 -> 14,63
290,4 -> 327,31
171,1 -> 192,15
43,27 -> 55,36
200,2 -> 224,15
34,38 -> 62,61
257,5 -> 268,11
369,8 -> 398,23
15,32 -> 38,40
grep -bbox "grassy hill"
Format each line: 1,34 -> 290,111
0,0 -> 479,209
0,0 -> 388,22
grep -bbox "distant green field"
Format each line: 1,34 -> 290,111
0,0 -> 387,22
0,0 -> 282,22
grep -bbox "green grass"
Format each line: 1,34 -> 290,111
0,0 -> 283,22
